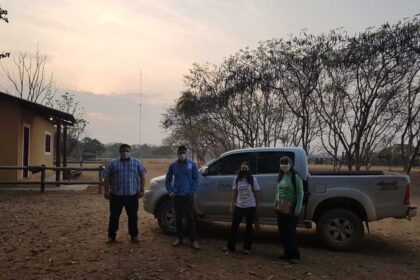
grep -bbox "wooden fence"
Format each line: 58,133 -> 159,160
0,165 -> 104,193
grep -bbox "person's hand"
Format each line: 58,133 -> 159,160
294,210 -> 301,217
229,205 -> 234,214
104,192 -> 110,200
138,191 -> 144,199
169,193 -> 175,198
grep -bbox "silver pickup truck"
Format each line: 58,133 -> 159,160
144,147 -> 417,250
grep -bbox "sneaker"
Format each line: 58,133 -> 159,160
172,238 -> 183,247
243,250 -> 251,255
191,241 -> 200,250
131,236 -> 139,243
106,237 -> 116,244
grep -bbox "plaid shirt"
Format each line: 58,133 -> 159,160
104,158 -> 147,196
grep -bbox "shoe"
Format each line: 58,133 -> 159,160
288,258 -> 300,264
277,254 -> 287,260
191,241 -> 200,250
131,236 -> 139,243
106,237 -> 116,244
243,250 -> 251,255
172,238 -> 183,247
222,246 -> 235,253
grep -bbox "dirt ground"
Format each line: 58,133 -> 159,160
0,162 -> 419,280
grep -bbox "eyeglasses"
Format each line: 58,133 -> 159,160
178,151 -> 186,154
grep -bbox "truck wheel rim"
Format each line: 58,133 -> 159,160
164,207 -> 176,230
327,218 -> 354,243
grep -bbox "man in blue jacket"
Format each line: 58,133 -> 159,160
165,145 -> 200,249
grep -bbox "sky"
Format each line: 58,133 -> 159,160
0,0 -> 419,145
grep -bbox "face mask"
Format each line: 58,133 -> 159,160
120,151 -> 131,159
239,170 -> 250,177
280,164 -> 291,172
178,154 -> 186,161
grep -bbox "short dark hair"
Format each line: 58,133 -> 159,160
119,144 -> 131,151
177,145 -> 187,152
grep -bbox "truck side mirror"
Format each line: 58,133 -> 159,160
201,167 -> 209,176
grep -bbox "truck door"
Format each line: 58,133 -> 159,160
256,151 -> 296,218
197,152 -> 256,216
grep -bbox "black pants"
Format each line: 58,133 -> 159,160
227,206 -> 256,251
173,195 -> 197,242
108,194 -> 139,238
277,213 -> 300,259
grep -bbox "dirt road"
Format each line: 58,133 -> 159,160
0,186 -> 419,280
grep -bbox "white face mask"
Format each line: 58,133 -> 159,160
120,151 -> 131,159
178,154 -> 186,161
280,164 -> 291,172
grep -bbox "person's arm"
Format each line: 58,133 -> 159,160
274,182 -> 280,212
294,175 -> 304,215
103,163 -> 112,199
253,176 -> 260,207
230,178 -> 238,213
137,163 -> 147,198
165,164 -> 175,197
191,162 -> 199,193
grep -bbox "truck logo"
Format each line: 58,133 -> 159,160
377,181 -> 399,190
217,183 -> 232,192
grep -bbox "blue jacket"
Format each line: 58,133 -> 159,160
165,159 -> 199,195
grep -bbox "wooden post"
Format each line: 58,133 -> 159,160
40,165 -> 46,193
63,125 -> 68,180
98,165 -> 104,194
55,122 -> 62,186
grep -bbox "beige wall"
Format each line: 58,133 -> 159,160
18,110 -> 55,180
0,99 -> 55,181
0,100 -> 20,181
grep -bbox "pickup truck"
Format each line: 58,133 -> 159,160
143,147 -> 417,251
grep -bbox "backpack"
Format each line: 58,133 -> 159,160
280,173 -> 309,208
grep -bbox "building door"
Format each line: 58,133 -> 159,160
23,125 -> 30,178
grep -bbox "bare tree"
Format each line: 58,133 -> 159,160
1,47 -> 56,104
51,92 -> 88,157
0,6 -> 10,60
257,35 -> 324,153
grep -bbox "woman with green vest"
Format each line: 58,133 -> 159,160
274,156 -> 304,264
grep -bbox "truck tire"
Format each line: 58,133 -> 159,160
317,208 -> 364,251
157,199 -> 177,235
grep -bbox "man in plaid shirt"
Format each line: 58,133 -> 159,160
104,144 -> 146,243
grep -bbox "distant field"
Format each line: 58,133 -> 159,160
68,160 -> 420,192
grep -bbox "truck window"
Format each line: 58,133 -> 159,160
207,153 -> 254,175
257,151 -> 295,174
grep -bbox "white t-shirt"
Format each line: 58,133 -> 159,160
232,176 -> 261,208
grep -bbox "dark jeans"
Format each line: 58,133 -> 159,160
227,206 -> 256,251
277,213 -> 300,259
108,194 -> 139,238
173,195 -> 197,242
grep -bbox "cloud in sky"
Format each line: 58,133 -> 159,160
1,0 -> 418,144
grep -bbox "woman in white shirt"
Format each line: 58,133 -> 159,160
224,161 -> 260,254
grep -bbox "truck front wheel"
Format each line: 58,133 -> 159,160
157,199 -> 177,235
317,208 -> 364,251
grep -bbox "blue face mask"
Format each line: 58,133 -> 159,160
120,151 -> 131,159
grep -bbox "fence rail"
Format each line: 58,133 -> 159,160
0,165 -> 104,193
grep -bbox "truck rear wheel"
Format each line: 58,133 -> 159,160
157,199 -> 177,235
317,208 -> 364,251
